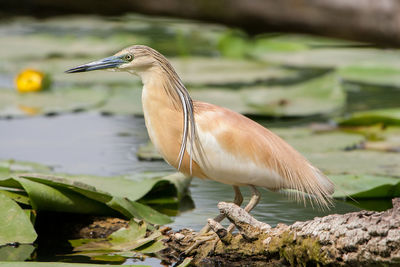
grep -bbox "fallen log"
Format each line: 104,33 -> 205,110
162,198 -> 400,266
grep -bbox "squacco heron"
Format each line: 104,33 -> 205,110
66,45 -> 334,231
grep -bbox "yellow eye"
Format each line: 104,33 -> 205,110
124,54 -> 133,61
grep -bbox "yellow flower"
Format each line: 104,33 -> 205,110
15,69 -> 51,93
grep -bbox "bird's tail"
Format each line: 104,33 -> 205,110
280,160 -> 335,209
295,163 -> 335,210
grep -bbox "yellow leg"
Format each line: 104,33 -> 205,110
227,185 -> 260,232
186,186 -> 244,255
200,185 -> 243,233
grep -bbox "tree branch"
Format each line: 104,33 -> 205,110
163,198 -> 400,266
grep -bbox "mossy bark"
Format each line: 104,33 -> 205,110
162,198 -> 400,266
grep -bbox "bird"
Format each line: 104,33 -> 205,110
66,45 -> 334,232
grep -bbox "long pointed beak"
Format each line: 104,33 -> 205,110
65,56 -> 125,73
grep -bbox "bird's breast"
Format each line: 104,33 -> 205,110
141,85 -> 206,177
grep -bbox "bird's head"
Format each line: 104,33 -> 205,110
65,45 -> 164,78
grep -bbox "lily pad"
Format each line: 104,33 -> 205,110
0,166 -> 192,224
191,73 -> 345,117
242,73 -> 345,116
0,87 -> 108,118
338,108 -> 400,126
0,192 -> 37,245
0,160 -> 52,174
339,65 -> 400,87
331,175 -> 400,199
257,47 -> 400,69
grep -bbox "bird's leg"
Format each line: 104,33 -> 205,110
185,186 -> 244,255
227,185 -> 260,232
199,186 -> 243,234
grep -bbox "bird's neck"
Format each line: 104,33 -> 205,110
138,66 -> 188,111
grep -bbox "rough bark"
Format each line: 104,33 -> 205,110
3,0 -> 400,47
162,198 -> 400,266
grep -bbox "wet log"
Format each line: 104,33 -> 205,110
3,0 -> 400,47
162,198 -> 400,266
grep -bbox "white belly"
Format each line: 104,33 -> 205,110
192,128 -> 284,189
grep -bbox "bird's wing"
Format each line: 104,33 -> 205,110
192,101 -> 334,208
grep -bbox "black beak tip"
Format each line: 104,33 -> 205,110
65,66 -> 87,73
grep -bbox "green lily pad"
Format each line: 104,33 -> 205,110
0,160 -> 52,174
0,164 -> 192,224
267,126 -> 400,178
258,47 -> 400,69
270,126 -> 400,198
307,150 -> 400,178
0,192 -> 37,245
338,108 -> 400,126
191,73 -> 345,117
0,87 -> 108,118
173,58 -> 298,86
272,127 -> 364,153
339,65 -> 400,87
331,175 -> 400,199
0,189 -> 30,205
243,73 -> 345,116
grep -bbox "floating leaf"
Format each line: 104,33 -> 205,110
14,177 -> 113,215
257,47 -> 400,69
331,175 -> 400,199
0,192 -> 37,245
242,73 -> 345,116
0,87 -> 108,118
0,165 -> 191,224
338,108 -> 400,126
339,65 -> 400,87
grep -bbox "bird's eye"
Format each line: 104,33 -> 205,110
124,54 -> 133,61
